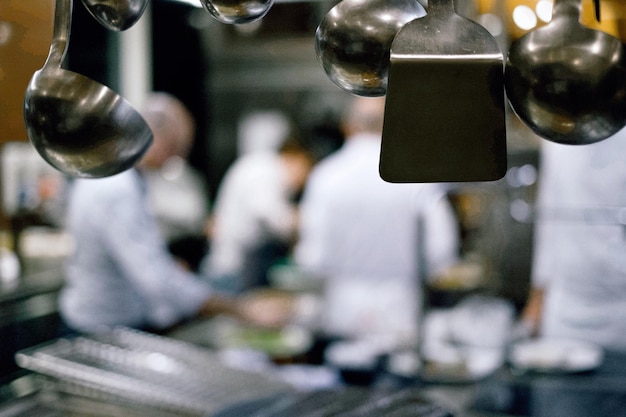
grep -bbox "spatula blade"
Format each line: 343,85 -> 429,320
380,9 -> 507,183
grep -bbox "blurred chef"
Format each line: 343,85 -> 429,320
141,93 -> 210,273
59,92 -> 286,334
206,127 -> 317,293
294,96 -> 460,343
523,128 -> 626,351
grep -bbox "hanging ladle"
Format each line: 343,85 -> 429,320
315,0 -> 425,97
200,0 -> 274,25
80,0 -> 149,31
505,0 -> 626,145
23,0 -> 152,178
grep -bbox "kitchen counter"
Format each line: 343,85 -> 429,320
3,320 -> 626,416
3,311 -> 626,416
0,259 -> 65,385
470,350 -> 626,417
166,318 -> 626,417
324,351 -> 626,417
0,261 -> 64,319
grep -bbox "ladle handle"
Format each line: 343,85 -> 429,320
43,0 -> 72,69
552,0 -> 582,21
426,0 -> 456,15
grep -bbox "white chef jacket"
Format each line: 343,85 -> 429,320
207,152 -> 295,279
60,169 -> 213,333
294,133 -> 460,339
532,128 -> 626,351
145,157 -> 209,242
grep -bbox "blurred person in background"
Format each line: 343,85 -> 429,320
294,96 -> 460,343
143,93 -> 209,242
141,93 -> 211,272
144,93 -> 210,272
522,128 -> 626,352
59,92 -> 289,335
205,126 -> 318,293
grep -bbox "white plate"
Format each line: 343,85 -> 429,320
509,338 -> 604,373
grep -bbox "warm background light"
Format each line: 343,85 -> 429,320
0,1 -> 54,145
476,0 -> 626,41
512,5 -> 537,31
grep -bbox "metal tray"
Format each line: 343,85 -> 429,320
15,327 -> 293,416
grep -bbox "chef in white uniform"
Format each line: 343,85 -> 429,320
295,96 -> 460,343
524,127 -> 626,351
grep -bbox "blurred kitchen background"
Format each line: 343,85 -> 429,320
0,0 -> 625,392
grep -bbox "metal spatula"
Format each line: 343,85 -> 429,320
380,0 -> 507,183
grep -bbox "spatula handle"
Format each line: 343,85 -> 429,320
427,0 -> 455,14
552,0 -> 582,21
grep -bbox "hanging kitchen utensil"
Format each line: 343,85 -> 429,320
380,0 -> 507,183
200,0 -> 273,24
505,0 -> 626,145
80,0 -> 149,31
315,0 -> 425,97
23,0 -> 153,178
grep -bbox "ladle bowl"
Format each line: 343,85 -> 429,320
200,0 -> 273,24
505,0 -> 626,144
24,69 -> 153,178
80,0 -> 149,31
24,0 -> 152,178
315,0 -> 425,97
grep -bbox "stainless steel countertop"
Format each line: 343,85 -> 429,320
0,259 -> 64,327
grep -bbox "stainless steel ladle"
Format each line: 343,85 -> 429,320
505,0 -> 626,145
23,0 -> 153,178
200,0 -> 273,25
315,0 -> 425,97
80,0 -> 149,31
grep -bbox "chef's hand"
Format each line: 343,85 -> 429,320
199,290 -> 295,328
236,289 -> 295,329
520,286 -> 544,338
198,295 -> 240,318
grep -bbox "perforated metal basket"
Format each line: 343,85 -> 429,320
15,327 -> 293,416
